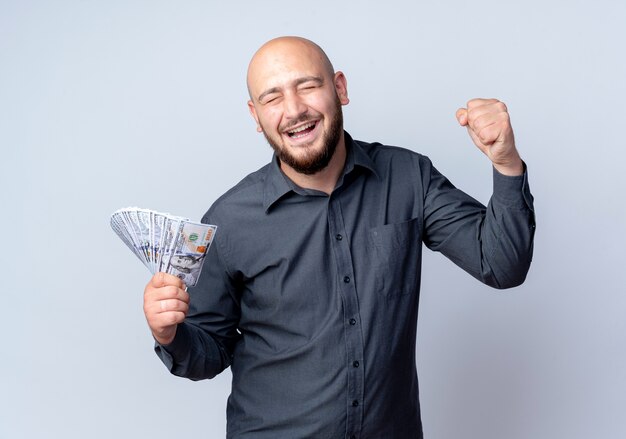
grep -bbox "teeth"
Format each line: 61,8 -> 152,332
288,122 -> 315,134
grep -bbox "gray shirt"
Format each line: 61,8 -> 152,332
156,132 -> 535,438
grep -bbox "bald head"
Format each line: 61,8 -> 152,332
247,36 -> 335,101
244,36 -> 350,182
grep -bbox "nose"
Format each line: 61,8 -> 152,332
282,91 -> 307,120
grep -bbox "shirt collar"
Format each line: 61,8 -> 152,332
344,131 -> 378,178
262,131 -> 379,212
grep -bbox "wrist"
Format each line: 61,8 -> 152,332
493,156 -> 524,176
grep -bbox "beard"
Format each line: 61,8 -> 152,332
261,98 -> 343,175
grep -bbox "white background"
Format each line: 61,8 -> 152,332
1,1 -> 625,438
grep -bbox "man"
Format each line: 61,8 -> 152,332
143,36 -> 535,438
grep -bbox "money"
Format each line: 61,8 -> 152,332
110,207 -> 217,287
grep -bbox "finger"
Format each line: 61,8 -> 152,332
466,98 -> 500,110
157,298 -> 190,314
145,284 -> 190,304
469,111 -> 510,140
144,298 -> 189,319
456,108 -> 468,126
466,100 -> 508,123
147,310 -> 187,335
465,126 -> 489,154
150,271 -> 186,289
475,123 -> 505,146
156,311 -> 187,328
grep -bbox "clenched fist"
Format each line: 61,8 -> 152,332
456,98 -> 524,176
144,272 -> 190,345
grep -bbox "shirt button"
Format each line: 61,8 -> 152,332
349,318 -> 356,325
336,234 -> 343,240
353,360 -> 360,368
352,399 -> 359,407
343,276 -> 350,283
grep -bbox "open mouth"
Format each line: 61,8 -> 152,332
286,121 -> 318,139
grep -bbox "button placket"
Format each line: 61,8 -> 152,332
327,197 -> 364,437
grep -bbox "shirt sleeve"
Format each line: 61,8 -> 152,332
154,221 -> 242,380
421,157 -> 535,289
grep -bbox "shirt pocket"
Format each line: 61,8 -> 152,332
369,217 -> 422,298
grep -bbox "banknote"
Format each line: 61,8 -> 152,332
164,221 -> 217,286
110,207 -> 217,287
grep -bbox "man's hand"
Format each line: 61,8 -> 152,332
143,272 -> 190,345
456,98 -> 524,176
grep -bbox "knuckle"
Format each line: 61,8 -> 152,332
180,289 -> 191,303
466,108 -> 475,123
144,280 -> 154,297
166,312 -> 183,326
471,115 -> 483,131
145,302 -> 159,318
154,272 -> 165,287
161,313 -> 173,326
478,127 -> 491,142
143,288 -> 157,307
162,285 -> 178,298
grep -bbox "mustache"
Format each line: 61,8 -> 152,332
280,113 -> 317,131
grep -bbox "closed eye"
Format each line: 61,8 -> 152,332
298,82 -> 322,92
262,94 -> 282,105
296,76 -> 323,91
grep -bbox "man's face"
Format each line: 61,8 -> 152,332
259,93 -> 343,175
172,256 -> 194,268
247,40 -> 349,175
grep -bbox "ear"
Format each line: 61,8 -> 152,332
334,71 -> 349,105
248,100 -> 263,133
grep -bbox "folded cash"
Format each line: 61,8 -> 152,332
110,207 -> 217,287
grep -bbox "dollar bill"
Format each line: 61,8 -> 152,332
110,207 -> 217,287
164,221 -> 217,287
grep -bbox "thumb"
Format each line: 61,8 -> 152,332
456,108 -> 468,126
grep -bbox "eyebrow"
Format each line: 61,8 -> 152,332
257,76 -> 324,102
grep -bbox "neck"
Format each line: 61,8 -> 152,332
280,132 -> 347,195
